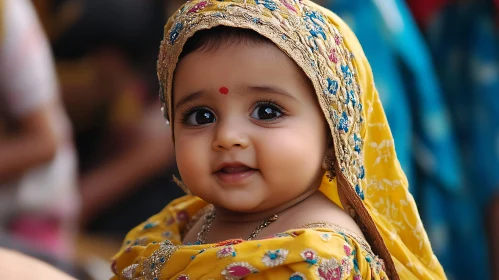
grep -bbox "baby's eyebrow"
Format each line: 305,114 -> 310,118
175,90 -> 205,109
246,85 -> 296,100
175,85 -> 297,109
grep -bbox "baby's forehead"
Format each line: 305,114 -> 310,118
174,41 -> 313,97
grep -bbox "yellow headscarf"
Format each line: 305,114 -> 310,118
155,0 -> 445,279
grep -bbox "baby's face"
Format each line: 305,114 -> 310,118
172,39 -> 329,213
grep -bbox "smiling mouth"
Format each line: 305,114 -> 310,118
219,165 -> 254,174
214,164 -> 257,184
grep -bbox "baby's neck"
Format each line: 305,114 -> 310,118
214,187 -> 318,223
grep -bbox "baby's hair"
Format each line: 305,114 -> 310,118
179,26 -> 271,60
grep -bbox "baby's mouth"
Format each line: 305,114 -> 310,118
219,165 -> 254,174
214,163 -> 257,184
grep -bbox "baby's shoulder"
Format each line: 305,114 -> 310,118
282,192 -> 365,240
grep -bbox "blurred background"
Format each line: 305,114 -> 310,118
0,0 -> 497,279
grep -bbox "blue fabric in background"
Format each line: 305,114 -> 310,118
426,2 -> 499,277
323,0 -> 491,278
427,2 -> 499,207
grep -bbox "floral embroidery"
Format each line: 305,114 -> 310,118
338,112 -> 350,133
355,184 -> 365,200
353,256 -> 360,274
343,244 -> 351,256
141,240 -> 178,279
326,78 -> 339,95
255,0 -> 278,11
221,262 -> 258,280
177,274 -> 190,280
353,275 -> 362,280
262,249 -> 289,267
353,134 -> 362,153
358,165 -> 365,179
320,233 -> 331,241
122,263 -> 138,280
334,34 -> 342,45
187,1 -> 208,13
317,258 -> 342,280
372,255 -> 385,274
169,22 -> 183,44
217,246 -> 236,258
341,257 -> 352,277
329,49 -> 338,64
280,0 -> 297,13
290,272 -> 307,280
341,65 -> 353,85
301,249 -> 319,265
345,89 -> 356,106
304,10 -> 326,40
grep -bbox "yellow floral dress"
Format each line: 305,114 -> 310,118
111,196 -> 388,280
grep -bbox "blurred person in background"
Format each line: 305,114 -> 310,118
34,0 -> 183,239
0,0 -> 79,260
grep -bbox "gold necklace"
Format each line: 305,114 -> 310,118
196,208 -> 278,244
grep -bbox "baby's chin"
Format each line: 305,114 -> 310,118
215,199 -> 265,214
208,193 -> 273,214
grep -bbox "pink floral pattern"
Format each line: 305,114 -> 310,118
217,246 -> 236,258
317,258 -> 342,280
221,262 -> 258,280
187,0 -> 209,13
280,0 -> 297,12
329,49 -> 339,64
301,249 -> 319,265
344,244 -> 352,256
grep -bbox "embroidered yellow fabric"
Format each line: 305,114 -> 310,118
111,196 -> 389,280
111,0 -> 446,279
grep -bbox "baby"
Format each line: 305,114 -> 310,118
111,0 -> 446,279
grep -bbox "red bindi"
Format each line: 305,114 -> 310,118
219,87 -> 229,95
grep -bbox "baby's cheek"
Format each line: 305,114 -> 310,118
176,143 -> 203,176
259,137 -> 322,184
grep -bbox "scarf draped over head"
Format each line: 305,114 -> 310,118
154,0 -> 446,279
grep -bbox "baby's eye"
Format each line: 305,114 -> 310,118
184,108 -> 216,125
250,103 -> 283,120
